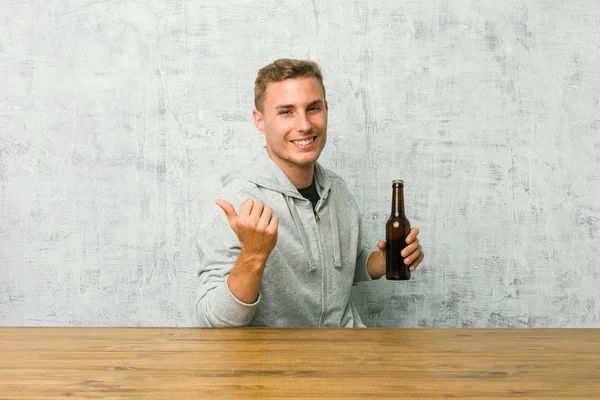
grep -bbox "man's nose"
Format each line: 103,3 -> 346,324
295,112 -> 311,133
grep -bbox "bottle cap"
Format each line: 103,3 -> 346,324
392,180 -> 404,184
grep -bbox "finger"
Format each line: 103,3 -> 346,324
249,200 -> 264,223
256,206 -> 273,231
406,227 -> 420,244
215,199 -> 238,230
215,199 -> 238,234
215,199 -> 237,218
238,198 -> 255,217
409,251 -> 425,272
267,215 -> 279,235
401,241 -> 419,258
378,240 -> 386,251
404,244 -> 422,265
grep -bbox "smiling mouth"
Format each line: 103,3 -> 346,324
291,137 -> 315,146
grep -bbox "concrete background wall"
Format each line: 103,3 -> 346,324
1,0 -> 599,327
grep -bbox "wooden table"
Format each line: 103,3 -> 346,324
1,328 -> 599,399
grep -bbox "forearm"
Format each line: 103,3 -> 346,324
227,249 -> 267,304
196,250 -> 268,328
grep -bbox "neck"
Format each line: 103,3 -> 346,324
266,149 -> 314,189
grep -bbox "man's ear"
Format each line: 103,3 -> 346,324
253,109 -> 265,135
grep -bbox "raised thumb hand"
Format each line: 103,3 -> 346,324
215,199 -> 238,232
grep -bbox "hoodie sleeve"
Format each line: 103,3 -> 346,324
354,212 -> 374,283
195,192 -> 260,327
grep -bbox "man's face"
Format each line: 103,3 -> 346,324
253,77 -> 328,171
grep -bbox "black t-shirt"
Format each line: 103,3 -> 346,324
298,179 -> 320,210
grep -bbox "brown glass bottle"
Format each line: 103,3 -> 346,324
386,180 -> 412,280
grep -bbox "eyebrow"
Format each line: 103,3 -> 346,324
275,100 -> 324,110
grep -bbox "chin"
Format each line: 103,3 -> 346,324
285,155 -> 316,168
296,151 -> 322,164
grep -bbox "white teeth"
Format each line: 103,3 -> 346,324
293,137 -> 314,146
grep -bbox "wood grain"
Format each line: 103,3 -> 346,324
0,328 -> 599,399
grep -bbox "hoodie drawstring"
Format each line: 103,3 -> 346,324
285,194 -> 343,271
285,196 -> 318,272
328,207 -> 343,269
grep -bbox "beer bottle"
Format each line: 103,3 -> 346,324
386,180 -> 412,280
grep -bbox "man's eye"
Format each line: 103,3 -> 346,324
309,106 -> 321,112
279,110 -> 291,115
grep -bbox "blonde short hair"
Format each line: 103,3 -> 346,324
254,59 -> 326,111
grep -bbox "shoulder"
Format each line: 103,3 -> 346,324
322,166 -> 353,195
219,177 -> 258,202
321,167 -> 363,210
198,177 -> 258,227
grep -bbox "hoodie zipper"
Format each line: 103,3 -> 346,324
312,200 -> 326,327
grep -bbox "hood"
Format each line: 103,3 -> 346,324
221,150 -> 343,271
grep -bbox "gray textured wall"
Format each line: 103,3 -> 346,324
1,1 -> 599,327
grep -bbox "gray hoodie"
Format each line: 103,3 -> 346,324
195,151 -> 375,327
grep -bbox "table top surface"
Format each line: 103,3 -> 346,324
1,327 -> 599,399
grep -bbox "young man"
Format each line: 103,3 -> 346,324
196,59 -> 424,327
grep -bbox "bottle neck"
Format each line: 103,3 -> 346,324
391,184 -> 406,218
